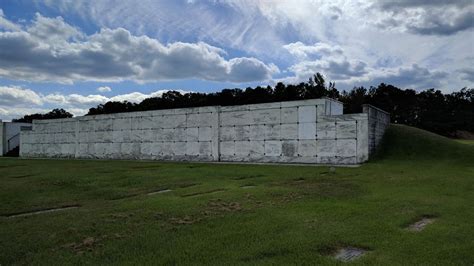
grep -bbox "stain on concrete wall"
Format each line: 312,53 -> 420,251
20,98 -> 389,164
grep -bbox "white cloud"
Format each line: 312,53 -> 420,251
33,0 -> 473,91
283,42 -> 344,60
0,12 -> 277,84
0,9 -> 22,31
0,85 -> 193,121
97,86 -> 112,92
281,42 -> 452,90
0,86 -> 43,106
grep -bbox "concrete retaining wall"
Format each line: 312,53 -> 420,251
0,121 -> 3,156
20,98 -> 389,164
1,121 -> 32,155
363,104 -> 390,156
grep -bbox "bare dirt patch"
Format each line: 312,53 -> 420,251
169,215 -> 201,225
407,216 -> 436,232
181,189 -> 226,197
9,174 -> 35,179
232,174 -> 264,180
175,182 -> 199,188
147,189 -> 172,195
4,205 -> 79,218
203,199 -> 242,215
333,247 -> 368,262
130,165 -> 162,169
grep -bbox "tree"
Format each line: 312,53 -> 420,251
13,109 -> 73,123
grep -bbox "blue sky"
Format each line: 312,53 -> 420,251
0,0 -> 473,120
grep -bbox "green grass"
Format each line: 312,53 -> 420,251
454,139 -> 474,145
1,124 -> 473,265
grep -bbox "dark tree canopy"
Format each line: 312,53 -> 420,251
13,73 -> 473,138
13,108 -> 73,123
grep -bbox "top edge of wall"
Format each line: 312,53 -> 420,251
362,104 -> 390,115
32,98 -> 337,124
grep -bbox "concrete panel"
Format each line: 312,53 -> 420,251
45,122 -> 61,133
357,120 -> 369,163
198,126 -> 213,141
132,116 -> 154,130
281,99 -> 325,107
78,121 -> 94,132
248,102 -> 281,110
248,125 -> 266,140
316,122 -> 336,139
113,118 -> 131,131
59,143 -> 75,156
265,141 -> 281,156
316,104 -> 326,120
336,121 -> 357,139
282,141 -> 298,157
248,141 -> 265,158
186,141 -> 200,156
280,123 -> 298,140
316,140 -> 336,157
330,101 -> 343,115
235,141 -> 251,156
199,141 -> 212,156
140,129 -> 155,143
220,141 -> 235,156
298,106 -> 316,123
45,143 -> 61,156
234,125 -> 249,141
281,107 -> 297,124
159,114 -> 186,128
264,124 -> 281,140
298,140 -> 317,157
95,119 -> 113,131
220,126 -> 236,141
251,109 -> 280,124
186,127 -> 199,141
120,142 -> 140,157
220,110 -> 251,126
140,143 -> 153,157
298,123 -> 316,140
187,112 -> 215,127
61,121 -> 76,132
336,139 -> 357,157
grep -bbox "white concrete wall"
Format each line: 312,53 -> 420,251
21,99 -> 388,164
0,121 -> 3,156
363,104 -> 390,156
21,106 -> 219,161
1,122 -> 32,155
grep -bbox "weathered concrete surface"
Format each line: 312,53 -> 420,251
363,104 -> 390,157
20,98 -> 390,164
0,120 -> 3,156
1,121 -> 32,155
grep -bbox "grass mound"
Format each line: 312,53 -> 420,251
374,124 -> 474,163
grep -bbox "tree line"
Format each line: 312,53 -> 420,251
14,73 -> 473,138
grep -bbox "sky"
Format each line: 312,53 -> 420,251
0,0 -> 473,120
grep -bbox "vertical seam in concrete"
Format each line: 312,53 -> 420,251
74,119 -> 79,159
217,106 -> 221,162
355,120 -> 358,163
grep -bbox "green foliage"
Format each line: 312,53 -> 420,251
13,108 -> 73,123
342,85 -> 474,137
87,75 -> 472,137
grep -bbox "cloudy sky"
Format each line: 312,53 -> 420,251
0,0 -> 473,120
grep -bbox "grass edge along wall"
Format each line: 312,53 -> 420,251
19,98 -> 389,164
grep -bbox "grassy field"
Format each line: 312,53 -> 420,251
1,124 -> 473,265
